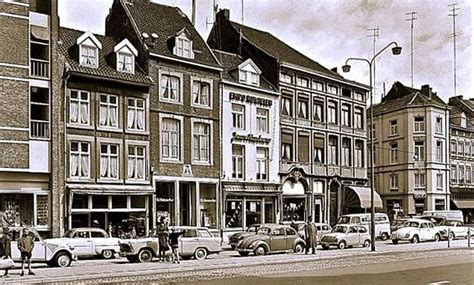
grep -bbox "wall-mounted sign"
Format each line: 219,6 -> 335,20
230,92 -> 272,106
231,132 -> 271,144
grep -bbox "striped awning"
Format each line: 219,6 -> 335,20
453,200 -> 474,209
345,186 -> 383,209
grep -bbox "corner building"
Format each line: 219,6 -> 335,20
107,0 -> 222,229
0,0 -> 59,235
208,10 -> 370,225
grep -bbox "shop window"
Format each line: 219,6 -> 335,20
246,200 -> 261,226
36,195 -> 49,226
131,196 -> 146,209
282,197 -> 305,221
0,194 -> 34,227
264,199 -> 275,224
225,199 -> 243,228
156,182 -> 175,225
112,196 -> 127,208
92,195 -> 108,209
200,184 -> 217,228
72,194 -> 88,209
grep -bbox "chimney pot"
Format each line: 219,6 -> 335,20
221,8 -> 230,20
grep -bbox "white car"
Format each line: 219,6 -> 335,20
391,219 -> 441,244
436,220 -> 473,240
320,224 -> 371,250
47,228 -> 120,259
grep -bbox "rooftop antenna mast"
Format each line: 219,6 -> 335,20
367,27 -> 379,98
206,0 -> 218,29
448,3 -> 460,96
241,0 -> 244,24
406,12 -> 417,87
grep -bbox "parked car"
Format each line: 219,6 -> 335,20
320,224 -> 371,250
391,219 -> 441,244
390,218 -> 409,233
422,210 -> 463,222
228,224 -> 261,249
418,215 -> 446,226
120,226 -> 221,262
280,221 -> 305,237
3,227 -> 76,267
337,213 -> 391,240
46,228 -> 120,259
436,220 -> 473,240
315,223 -> 332,244
236,224 -> 305,256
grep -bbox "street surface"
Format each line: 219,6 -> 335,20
0,239 -> 472,284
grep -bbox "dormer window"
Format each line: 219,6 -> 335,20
238,59 -> 261,86
80,45 -> 98,68
173,30 -> 194,59
76,31 -> 102,69
114,38 -> 138,74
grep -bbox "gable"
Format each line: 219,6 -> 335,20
114,38 -> 138,56
239,59 -> 262,74
76,30 -> 102,49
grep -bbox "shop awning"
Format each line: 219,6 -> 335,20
282,180 -> 306,196
452,199 -> 474,209
68,184 -> 154,196
345,186 -> 383,209
223,183 -> 280,194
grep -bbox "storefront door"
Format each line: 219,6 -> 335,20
180,183 -> 196,226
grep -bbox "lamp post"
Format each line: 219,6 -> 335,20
342,41 -> 402,251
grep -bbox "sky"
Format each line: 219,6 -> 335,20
58,0 -> 473,103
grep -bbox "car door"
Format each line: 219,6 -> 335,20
347,226 -> 358,246
197,229 -> 219,253
180,229 -> 199,256
30,231 -> 47,261
269,227 -> 287,251
419,222 -> 430,241
90,229 -> 107,255
285,227 -> 298,250
357,226 -> 368,245
69,230 -> 93,256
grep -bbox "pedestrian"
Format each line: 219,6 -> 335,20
304,216 -> 317,254
157,216 -> 170,262
290,217 -> 298,232
18,228 -> 35,276
169,228 -> 183,264
131,226 -> 137,238
0,227 -> 12,277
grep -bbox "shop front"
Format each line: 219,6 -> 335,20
68,185 -> 154,237
155,179 -> 218,229
281,179 -> 308,222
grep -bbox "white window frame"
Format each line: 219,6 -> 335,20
98,94 -> 119,129
256,147 -> 269,181
451,140 -> 457,154
191,77 -> 212,108
127,97 -> 146,132
451,165 -> 457,183
256,108 -> 269,133
79,44 -> 98,68
99,143 -> 119,180
69,141 -> 90,179
192,119 -> 213,165
354,107 -> 363,129
390,174 -> 398,190
414,116 -> 425,133
297,95 -> 309,119
127,144 -> 147,182
435,117 -> 443,134
437,173 -> 443,190
327,101 -> 337,124
174,34 -> 194,59
328,136 -> 338,165
159,71 -> 183,103
414,173 -> 426,188
466,166 -> 472,184
414,141 -> 425,161
341,104 -> 350,127
296,77 -> 309,88
232,104 -> 245,130
232,145 -> 245,179
390,143 -> 398,164
313,100 -> 323,122
436,141 -> 443,163
328,85 -> 339,95
281,95 -> 293,117
69,89 -> 90,126
458,141 -> 464,156
117,51 -> 134,73
354,140 -> 364,168
390,120 -> 398,136
160,114 -> 183,163
341,138 -> 351,167
280,72 -> 292,84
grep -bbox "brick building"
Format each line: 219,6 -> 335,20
208,9 -> 370,225
0,0 -> 59,236
212,50 -> 280,234
106,0 -> 222,229
369,82 -> 450,217
58,27 -> 154,236
448,96 -> 474,223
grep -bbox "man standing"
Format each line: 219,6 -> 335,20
0,227 -> 12,277
169,228 -> 183,264
304,216 -> 317,254
18,228 -> 35,276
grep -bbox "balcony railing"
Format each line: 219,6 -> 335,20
31,120 -> 49,139
30,59 -> 49,78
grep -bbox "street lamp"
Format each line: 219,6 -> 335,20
342,41 -> 402,251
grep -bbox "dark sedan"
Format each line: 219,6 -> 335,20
228,224 -> 261,249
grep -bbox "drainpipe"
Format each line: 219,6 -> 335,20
63,68 -> 71,235
218,71 -> 224,242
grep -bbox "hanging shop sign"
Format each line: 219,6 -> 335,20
229,92 -> 272,106
231,132 -> 271,144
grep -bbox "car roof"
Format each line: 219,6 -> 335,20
69,227 -> 106,231
406,218 -> 431,223
169,226 -> 210,230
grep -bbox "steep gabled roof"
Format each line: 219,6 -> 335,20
229,21 -> 343,80
122,0 -> 220,68
370,81 -> 448,115
59,27 -> 152,85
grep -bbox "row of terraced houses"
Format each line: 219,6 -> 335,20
1,0 -> 473,238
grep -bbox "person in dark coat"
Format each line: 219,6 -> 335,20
157,216 -> 169,262
18,228 -> 35,276
1,227 -> 12,277
169,228 -> 184,264
304,216 -> 317,254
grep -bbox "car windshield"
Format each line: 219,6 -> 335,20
247,225 -> 259,232
64,230 -> 73,238
337,217 -> 351,224
392,220 -> 405,226
333,226 -> 347,233
256,227 -> 271,235
439,220 -> 456,226
403,221 -> 419,228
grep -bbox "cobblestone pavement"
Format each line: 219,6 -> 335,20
1,239 -> 472,284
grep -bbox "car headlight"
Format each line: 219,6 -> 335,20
405,233 -> 410,238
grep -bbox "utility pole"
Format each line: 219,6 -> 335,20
206,0 -> 218,30
241,0 -> 244,24
406,12 -> 417,88
367,27 -> 379,99
448,3 -> 460,97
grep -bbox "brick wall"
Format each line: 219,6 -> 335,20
0,142 -> 28,168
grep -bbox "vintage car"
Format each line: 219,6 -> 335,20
390,218 -> 409,233
320,224 -> 371,250
235,224 -> 305,256
228,224 -> 261,249
436,220 -> 473,240
391,219 -> 441,244
46,228 -> 120,259
418,215 -> 446,226
315,223 -> 332,243
120,226 -> 221,263
4,227 -> 77,267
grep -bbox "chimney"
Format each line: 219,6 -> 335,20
192,0 -> 196,26
220,9 -> 230,20
421,84 -> 432,99
331,67 -> 337,73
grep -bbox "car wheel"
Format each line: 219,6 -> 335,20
254,245 -> 267,256
411,235 -> 419,244
321,245 -> 330,250
238,251 -> 249,257
194,248 -> 208,260
380,233 -> 389,241
392,239 -> 399,245
101,249 -> 114,259
449,232 -> 454,240
126,255 -> 138,263
363,239 -> 371,247
55,252 -> 72,268
294,243 -> 304,253
338,241 -> 346,250
138,249 -> 153,263
434,234 -> 440,242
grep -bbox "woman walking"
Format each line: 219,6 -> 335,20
157,217 -> 169,262
0,227 -> 12,277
